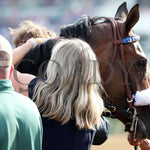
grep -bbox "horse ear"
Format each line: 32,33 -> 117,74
124,4 -> 139,34
115,2 -> 128,21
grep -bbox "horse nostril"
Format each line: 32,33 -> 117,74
137,59 -> 147,69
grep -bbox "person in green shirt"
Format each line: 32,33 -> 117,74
0,35 -> 43,150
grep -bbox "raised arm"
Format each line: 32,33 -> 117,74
13,41 -> 34,66
15,39 -> 58,76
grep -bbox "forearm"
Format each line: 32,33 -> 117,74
16,39 -> 58,76
12,41 -> 34,66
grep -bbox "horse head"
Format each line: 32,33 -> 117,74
60,2 -> 150,140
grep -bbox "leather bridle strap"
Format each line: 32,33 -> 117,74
103,18 -> 133,109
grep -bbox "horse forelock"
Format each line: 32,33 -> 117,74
59,16 -> 124,43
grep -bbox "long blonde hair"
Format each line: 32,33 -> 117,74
33,39 -> 104,130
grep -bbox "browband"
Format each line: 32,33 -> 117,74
122,35 -> 140,44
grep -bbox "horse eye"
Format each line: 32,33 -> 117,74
137,59 -> 147,69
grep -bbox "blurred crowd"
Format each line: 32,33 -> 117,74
0,0 -> 102,41
0,0 -> 149,55
0,0 -> 146,41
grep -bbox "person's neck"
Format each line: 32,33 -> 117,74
0,77 -> 9,80
0,69 -> 10,79
0,74 -> 9,80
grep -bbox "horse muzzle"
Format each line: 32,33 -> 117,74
131,106 -> 150,140
130,88 -> 150,139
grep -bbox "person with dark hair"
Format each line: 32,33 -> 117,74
0,35 -> 43,150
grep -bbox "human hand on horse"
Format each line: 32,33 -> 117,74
128,133 -> 150,150
27,37 -> 51,47
139,140 -> 150,150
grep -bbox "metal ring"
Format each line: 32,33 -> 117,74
111,106 -> 116,112
127,98 -> 133,103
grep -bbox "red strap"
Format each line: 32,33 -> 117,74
103,18 -> 133,109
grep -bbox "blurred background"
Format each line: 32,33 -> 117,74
0,0 -> 149,149
0,0 -> 150,51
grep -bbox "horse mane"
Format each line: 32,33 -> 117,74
60,15 -> 106,42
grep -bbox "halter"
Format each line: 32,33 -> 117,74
103,18 -> 140,109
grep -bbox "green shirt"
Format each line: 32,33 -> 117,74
0,80 -> 42,150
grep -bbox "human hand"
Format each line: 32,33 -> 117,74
128,133 -> 150,150
127,133 -> 141,146
139,139 -> 150,150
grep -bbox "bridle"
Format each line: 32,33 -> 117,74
101,18 -> 140,148
103,17 -> 140,109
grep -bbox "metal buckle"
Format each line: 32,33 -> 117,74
111,106 -> 116,112
127,98 -> 133,103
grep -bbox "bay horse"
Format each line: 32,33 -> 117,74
60,2 -> 150,140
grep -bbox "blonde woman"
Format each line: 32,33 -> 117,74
28,38 -> 104,150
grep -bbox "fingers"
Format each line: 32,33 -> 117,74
139,139 -> 150,150
127,133 -> 141,146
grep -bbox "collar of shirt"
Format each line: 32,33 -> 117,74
0,80 -> 14,92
